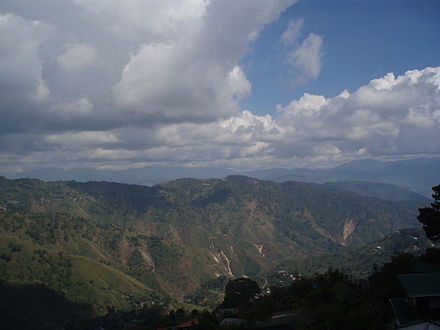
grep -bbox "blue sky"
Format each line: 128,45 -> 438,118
0,0 -> 439,172
242,0 -> 440,115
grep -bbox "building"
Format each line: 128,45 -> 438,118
397,272 -> 440,321
390,271 -> 440,328
259,309 -> 315,330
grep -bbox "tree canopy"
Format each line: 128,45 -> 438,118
418,184 -> 440,242
221,277 -> 261,308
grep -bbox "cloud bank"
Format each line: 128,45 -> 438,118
0,1 -> 439,172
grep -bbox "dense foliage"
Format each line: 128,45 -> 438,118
0,176 -> 433,329
276,228 -> 430,279
64,247 -> 439,329
418,184 -> 440,242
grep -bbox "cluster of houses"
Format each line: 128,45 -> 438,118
389,262 -> 440,329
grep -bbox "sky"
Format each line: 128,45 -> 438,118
0,0 -> 439,173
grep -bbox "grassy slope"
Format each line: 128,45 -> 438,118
0,232 -> 151,315
0,175 -> 428,308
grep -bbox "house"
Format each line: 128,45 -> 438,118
215,307 -> 239,318
397,272 -> 440,321
399,322 -> 440,329
220,318 -> 248,327
390,270 -> 440,328
389,297 -> 420,328
259,309 -> 315,330
413,262 -> 440,274
173,318 -> 199,329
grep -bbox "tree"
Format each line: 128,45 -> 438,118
221,277 -> 261,308
418,184 -> 440,242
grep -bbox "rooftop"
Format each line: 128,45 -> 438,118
397,272 -> 440,298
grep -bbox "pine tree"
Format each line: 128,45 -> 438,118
418,184 -> 440,242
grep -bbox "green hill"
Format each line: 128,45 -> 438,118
0,175 -> 428,313
273,228 -> 433,281
0,226 -> 154,314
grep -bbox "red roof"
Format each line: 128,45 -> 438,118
175,318 -> 199,328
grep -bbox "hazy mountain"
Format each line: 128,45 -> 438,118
246,157 -> 440,197
319,181 -> 429,202
1,166 -> 234,186
2,157 -> 439,197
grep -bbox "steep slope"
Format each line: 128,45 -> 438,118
0,213 -> 158,316
274,228 -> 433,280
0,175 -> 426,306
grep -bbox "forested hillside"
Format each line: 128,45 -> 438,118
0,175 -> 428,324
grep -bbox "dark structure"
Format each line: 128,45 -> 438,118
259,309 -> 315,330
397,272 -> 440,322
418,184 -> 440,242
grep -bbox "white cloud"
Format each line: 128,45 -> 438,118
278,93 -> 327,119
0,0 -> 296,134
45,131 -> 119,148
113,0 -> 296,123
138,67 -> 440,167
286,33 -> 324,84
1,1 -> 439,172
226,66 -> 251,100
2,67 -> 440,171
57,43 -> 98,72
72,0 -> 208,43
280,18 -> 303,46
0,13 -> 51,105
274,67 -> 440,159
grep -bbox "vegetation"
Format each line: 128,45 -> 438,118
0,176 -> 435,329
418,184 -> 440,242
275,227 -> 431,279
221,277 -> 261,308
321,181 -> 429,202
60,247 -> 439,329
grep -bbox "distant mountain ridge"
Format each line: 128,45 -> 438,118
2,157 -> 439,197
319,181 -> 429,202
246,157 -> 440,197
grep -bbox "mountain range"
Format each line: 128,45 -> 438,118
0,175 -> 431,318
2,157 -> 440,197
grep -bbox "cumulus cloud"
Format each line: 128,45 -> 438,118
0,0 -> 295,134
0,13 -> 51,133
115,67 -> 440,166
1,1 -> 439,173
0,13 -> 53,136
2,67 -> 440,171
113,0 -> 296,123
72,0 -> 208,43
273,67 -> 440,160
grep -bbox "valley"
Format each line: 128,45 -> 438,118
0,175 -> 430,319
